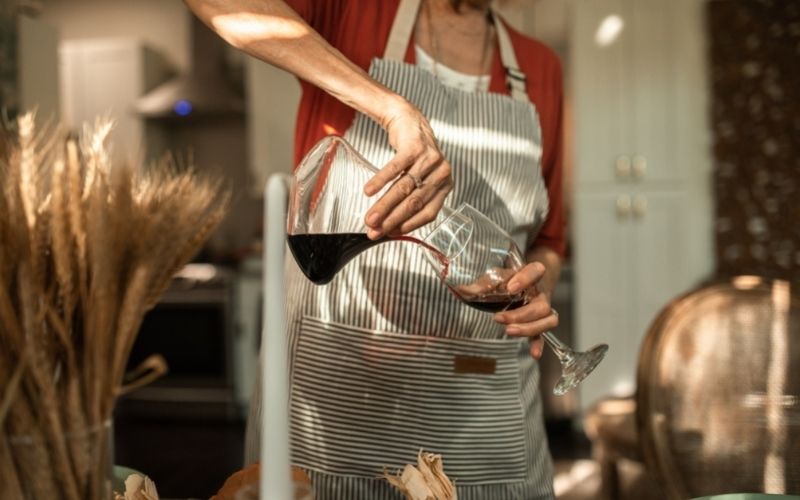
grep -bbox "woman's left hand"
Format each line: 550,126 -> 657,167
493,262 -> 558,359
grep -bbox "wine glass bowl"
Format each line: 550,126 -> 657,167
422,205 -> 526,311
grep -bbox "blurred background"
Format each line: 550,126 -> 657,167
1,0 -> 798,498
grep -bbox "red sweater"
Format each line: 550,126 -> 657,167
286,0 -> 566,257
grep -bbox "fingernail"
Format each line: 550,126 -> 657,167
506,326 -> 520,335
494,314 -> 506,323
364,183 -> 376,196
507,280 -> 520,293
367,228 -> 383,240
367,212 -> 380,226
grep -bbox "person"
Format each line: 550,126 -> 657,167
185,0 -> 565,498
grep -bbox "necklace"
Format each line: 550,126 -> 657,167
438,13 -> 491,37
423,0 -> 493,89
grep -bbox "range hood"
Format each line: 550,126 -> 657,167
136,16 -> 244,119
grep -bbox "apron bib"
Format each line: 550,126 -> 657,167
249,1 -> 554,498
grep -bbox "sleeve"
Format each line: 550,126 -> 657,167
284,0 -> 348,44
530,56 -> 567,258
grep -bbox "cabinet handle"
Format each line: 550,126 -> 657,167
632,155 -> 647,180
633,195 -> 648,217
616,195 -> 632,218
615,155 -> 631,180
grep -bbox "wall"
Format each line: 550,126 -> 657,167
246,57 -> 300,189
0,6 -> 18,119
0,6 -> 17,157
708,0 -> 800,282
19,15 -> 60,120
40,0 -> 190,72
42,0 -> 259,257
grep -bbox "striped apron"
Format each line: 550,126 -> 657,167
247,1 -> 554,498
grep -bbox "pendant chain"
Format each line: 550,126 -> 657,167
423,0 -> 492,91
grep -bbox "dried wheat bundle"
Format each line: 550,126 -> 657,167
0,113 -> 230,500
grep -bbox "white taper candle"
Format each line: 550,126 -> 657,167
261,173 -> 293,500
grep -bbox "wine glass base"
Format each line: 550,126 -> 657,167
553,344 -> 609,396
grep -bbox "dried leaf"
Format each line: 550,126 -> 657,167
384,451 -> 457,500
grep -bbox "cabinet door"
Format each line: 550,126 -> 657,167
572,0 -> 629,186
631,191 -> 702,346
575,191 -> 698,408
573,191 -> 633,408
627,0 -> 679,185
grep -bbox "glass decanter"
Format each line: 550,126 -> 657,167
286,135 -> 465,284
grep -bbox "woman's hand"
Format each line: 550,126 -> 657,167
181,3 -> 452,239
363,99 -> 453,239
493,261 -> 558,359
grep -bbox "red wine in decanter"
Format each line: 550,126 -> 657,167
287,233 -> 448,285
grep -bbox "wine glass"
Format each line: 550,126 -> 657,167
423,203 -> 609,396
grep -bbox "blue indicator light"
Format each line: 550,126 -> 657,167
174,100 -> 193,116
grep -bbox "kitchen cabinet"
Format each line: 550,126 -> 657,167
60,38 -> 169,165
570,0 -> 714,409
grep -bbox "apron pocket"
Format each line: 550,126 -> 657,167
290,316 -> 528,485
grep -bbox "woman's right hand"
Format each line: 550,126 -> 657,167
181,1 -> 452,238
363,98 -> 453,239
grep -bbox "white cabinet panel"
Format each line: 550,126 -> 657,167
572,0 -> 628,186
631,192 -> 692,347
574,191 -> 633,406
628,0 -> 677,184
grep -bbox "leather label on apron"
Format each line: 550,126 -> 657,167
453,355 -> 496,374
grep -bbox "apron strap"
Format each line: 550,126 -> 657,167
384,0 -> 530,103
384,0 -> 422,61
492,10 -> 530,103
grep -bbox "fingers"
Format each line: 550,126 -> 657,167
529,335 -> 545,359
365,156 -> 452,238
394,186 -> 451,234
506,261 -> 546,295
494,292 -> 557,339
503,313 -> 558,338
364,150 -> 417,197
494,295 -> 550,325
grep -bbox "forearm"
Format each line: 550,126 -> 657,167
525,246 -> 562,297
183,0 -> 410,126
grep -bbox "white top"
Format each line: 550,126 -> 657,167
415,44 -> 491,93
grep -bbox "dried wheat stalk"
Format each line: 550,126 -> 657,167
0,113 -> 230,500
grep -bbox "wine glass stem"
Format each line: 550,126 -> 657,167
542,331 -> 574,364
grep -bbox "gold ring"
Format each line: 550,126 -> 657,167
405,172 -> 424,189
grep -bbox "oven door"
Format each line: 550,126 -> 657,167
117,265 -> 238,420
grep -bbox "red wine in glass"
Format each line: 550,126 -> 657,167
458,293 -> 527,313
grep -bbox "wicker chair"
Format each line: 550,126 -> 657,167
636,276 -> 800,499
